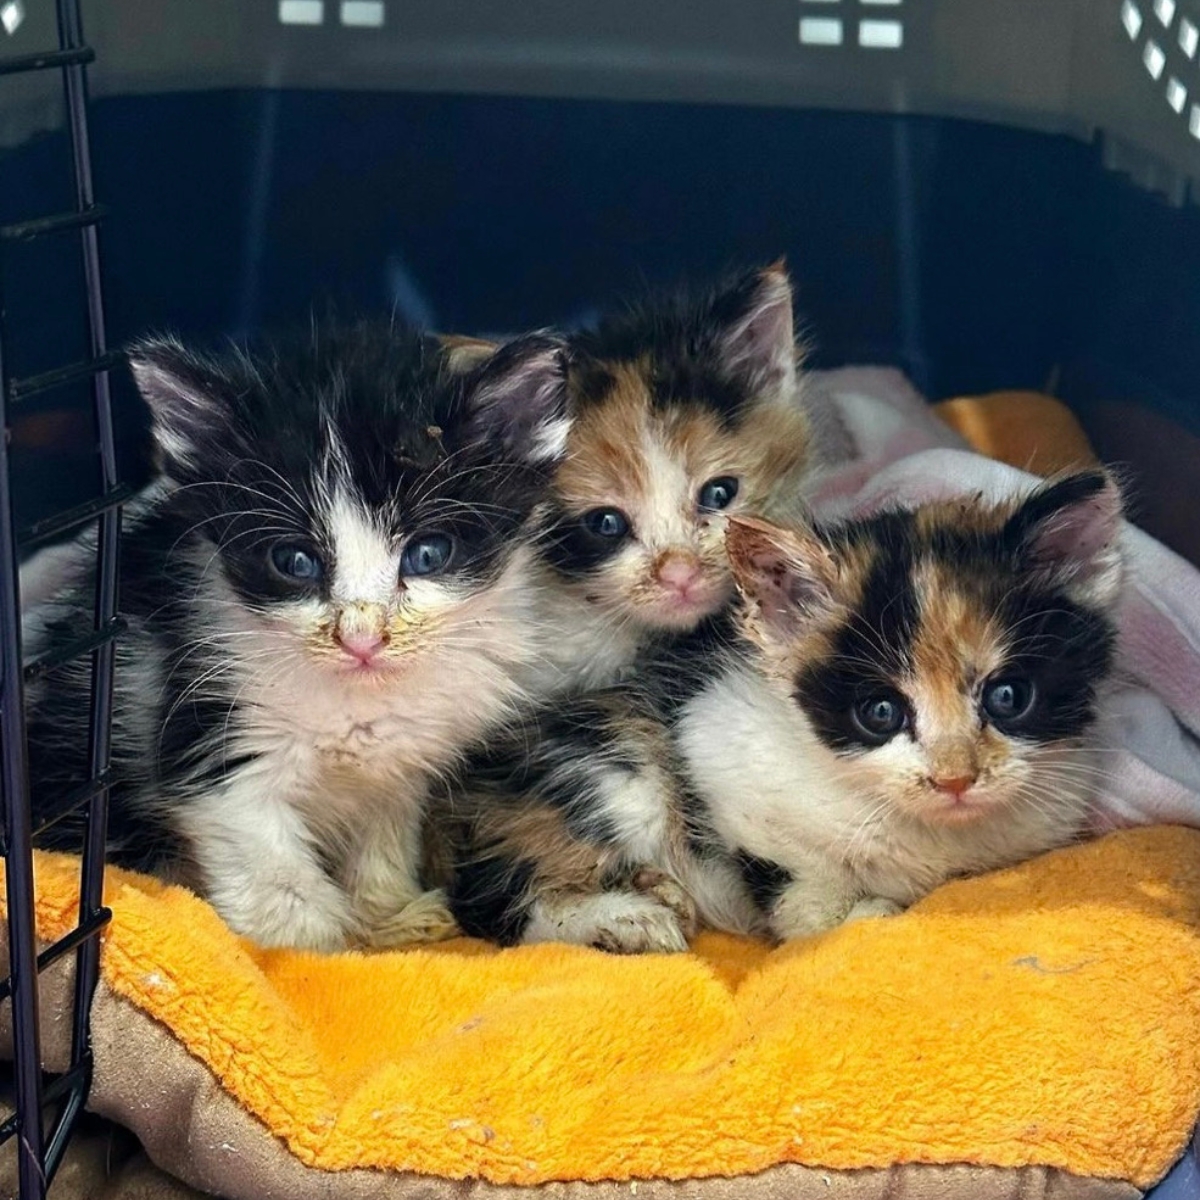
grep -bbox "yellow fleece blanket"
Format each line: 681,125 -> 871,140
19,827 -> 1200,1190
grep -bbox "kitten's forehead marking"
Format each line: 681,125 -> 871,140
325,487 -> 397,605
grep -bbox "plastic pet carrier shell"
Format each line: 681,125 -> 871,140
0,0 -> 1198,1196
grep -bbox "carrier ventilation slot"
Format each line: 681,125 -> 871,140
279,1 -> 386,27
1120,0 -> 1200,137
798,0 -> 904,49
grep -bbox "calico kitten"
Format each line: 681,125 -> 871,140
693,470 -> 1124,937
438,686 -> 762,953
439,470 -> 1122,950
24,321 -> 570,952
528,262 -> 819,692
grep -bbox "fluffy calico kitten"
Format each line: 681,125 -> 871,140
438,471 -> 1122,951
693,470 -> 1124,937
24,322 -> 570,952
529,263 -> 819,692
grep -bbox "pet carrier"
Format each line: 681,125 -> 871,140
1,1 -> 1198,1197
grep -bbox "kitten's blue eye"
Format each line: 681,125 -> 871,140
982,678 -> 1036,724
851,691 -> 908,743
401,533 -> 454,578
582,508 -> 630,539
698,476 -> 739,512
269,544 -> 323,583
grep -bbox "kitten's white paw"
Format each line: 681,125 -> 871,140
843,895 -> 903,924
525,891 -> 689,954
216,875 -> 355,952
364,888 -> 461,949
632,867 -> 699,938
770,879 -> 855,941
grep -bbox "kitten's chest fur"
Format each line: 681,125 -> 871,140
519,570 -> 645,694
676,662 -> 1089,904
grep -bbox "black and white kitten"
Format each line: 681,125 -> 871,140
24,322 -> 570,951
438,471 -> 1123,951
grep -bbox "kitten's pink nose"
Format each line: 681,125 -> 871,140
932,774 -> 976,798
336,630 -> 387,664
656,552 -> 703,597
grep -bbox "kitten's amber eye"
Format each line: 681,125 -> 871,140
698,476 -> 739,512
582,508 -> 630,539
269,543 -> 323,583
982,678 -> 1036,724
851,691 -> 908,743
401,533 -> 454,578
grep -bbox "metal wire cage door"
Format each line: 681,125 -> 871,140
0,0 -> 122,1195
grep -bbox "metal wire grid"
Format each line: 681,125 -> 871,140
0,1 -> 122,1195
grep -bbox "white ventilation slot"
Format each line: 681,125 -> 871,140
1190,103 -> 1200,138
1122,0 -> 1144,39
799,17 -> 843,44
0,0 -> 23,36
279,0 -> 324,24
860,0 -> 902,5
340,1 -> 384,25
1153,0 -> 1176,26
1179,15 -> 1198,56
1143,37 -> 1167,76
859,18 -> 903,48
1166,74 -> 1188,111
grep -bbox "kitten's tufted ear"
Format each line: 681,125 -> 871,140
1005,470 -> 1125,609
462,332 -> 571,467
725,514 -> 839,642
127,336 -> 233,480
713,261 -> 799,408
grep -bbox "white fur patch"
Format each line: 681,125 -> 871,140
677,657 -> 1093,939
324,488 -> 398,605
530,414 -> 572,466
524,891 -> 689,953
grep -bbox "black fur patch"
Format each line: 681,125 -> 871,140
537,503 -> 629,579
795,512 -> 920,751
793,505 -> 1115,752
736,852 -> 793,912
570,267 -> 782,423
447,854 -> 535,945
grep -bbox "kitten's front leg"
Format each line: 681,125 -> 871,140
768,854 -> 865,940
525,888 -> 691,954
347,802 -> 460,949
177,777 -> 356,952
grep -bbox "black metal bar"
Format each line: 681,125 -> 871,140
0,1061 -> 90,1143
0,907 -> 110,1006
28,768 -> 111,835
25,912 -> 109,994
23,615 -> 126,682
0,199 -> 49,1200
0,204 -> 107,243
8,348 -> 121,402
30,771 -> 111,839
18,482 -> 132,548
0,45 -> 92,76
42,1071 -> 89,1179
59,3 -> 122,1183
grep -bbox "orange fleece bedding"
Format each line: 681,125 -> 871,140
16,826 -> 1200,1190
